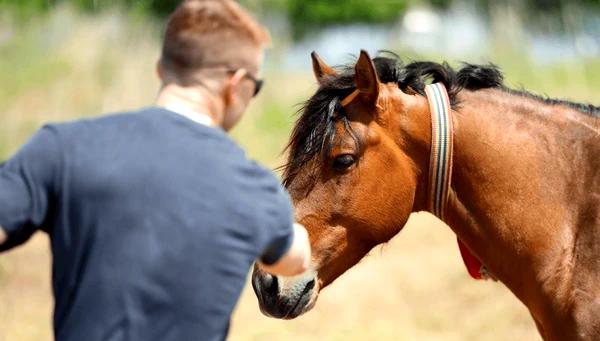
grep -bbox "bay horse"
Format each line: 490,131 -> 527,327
252,50 -> 600,340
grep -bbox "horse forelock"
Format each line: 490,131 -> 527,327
281,91 -> 356,188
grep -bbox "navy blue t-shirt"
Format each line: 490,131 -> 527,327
0,107 -> 294,341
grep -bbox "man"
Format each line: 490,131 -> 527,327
0,1 -> 310,340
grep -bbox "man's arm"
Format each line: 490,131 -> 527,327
0,127 -> 60,252
0,227 -> 6,246
257,223 -> 311,277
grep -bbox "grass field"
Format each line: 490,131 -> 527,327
0,7 -> 598,341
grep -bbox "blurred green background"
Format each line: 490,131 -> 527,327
0,0 -> 598,340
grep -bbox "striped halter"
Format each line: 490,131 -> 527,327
424,83 -> 454,219
425,83 -> 490,280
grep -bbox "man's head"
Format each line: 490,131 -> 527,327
158,0 -> 271,130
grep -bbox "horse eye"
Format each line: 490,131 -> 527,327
332,154 -> 357,172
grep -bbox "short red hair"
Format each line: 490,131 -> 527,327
160,0 -> 270,84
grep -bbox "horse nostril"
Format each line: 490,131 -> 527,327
305,278 -> 315,291
264,274 -> 279,296
254,271 -> 279,298
259,272 -> 273,288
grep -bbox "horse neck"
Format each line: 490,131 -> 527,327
442,88 -> 599,308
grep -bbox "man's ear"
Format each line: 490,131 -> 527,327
311,51 -> 337,85
224,69 -> 246,104
354,50 -> 379,105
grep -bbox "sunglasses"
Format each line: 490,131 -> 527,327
226,70 -> 264,97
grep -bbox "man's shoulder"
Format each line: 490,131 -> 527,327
47,107 -> 157,131
243,160 -> 280,184
232,160 -> 290,211
43,107 -> 216,144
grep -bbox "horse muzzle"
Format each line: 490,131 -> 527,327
251,266 -> 319,319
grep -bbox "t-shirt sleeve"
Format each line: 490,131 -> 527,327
258,182 -> 294,265
248,163 -> 294,266
0,126 -> 61,252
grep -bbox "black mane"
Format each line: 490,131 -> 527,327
282,53 -> 599,187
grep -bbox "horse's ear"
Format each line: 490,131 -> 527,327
311,51 -> 337,84
354,50 -> 379,105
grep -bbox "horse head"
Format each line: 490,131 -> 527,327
252,50 -> 433,318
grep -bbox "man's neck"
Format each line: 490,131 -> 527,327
156,83 -> 224,127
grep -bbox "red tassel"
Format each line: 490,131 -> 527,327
457,238 -> 483,280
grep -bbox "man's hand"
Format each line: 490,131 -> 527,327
258,223 -> 311,277
0,226 -> 6,246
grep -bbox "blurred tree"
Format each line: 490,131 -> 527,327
1,0 -> 598,16
0,0 -> 53,17
55,0 -> 181,15
0,0 -> 597,38
283,0 -> 408,39
0,0 -> 181,16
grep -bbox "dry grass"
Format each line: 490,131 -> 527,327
1,7 -> 597,341
0,215 -> 541,341
230,214 -> 540,341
